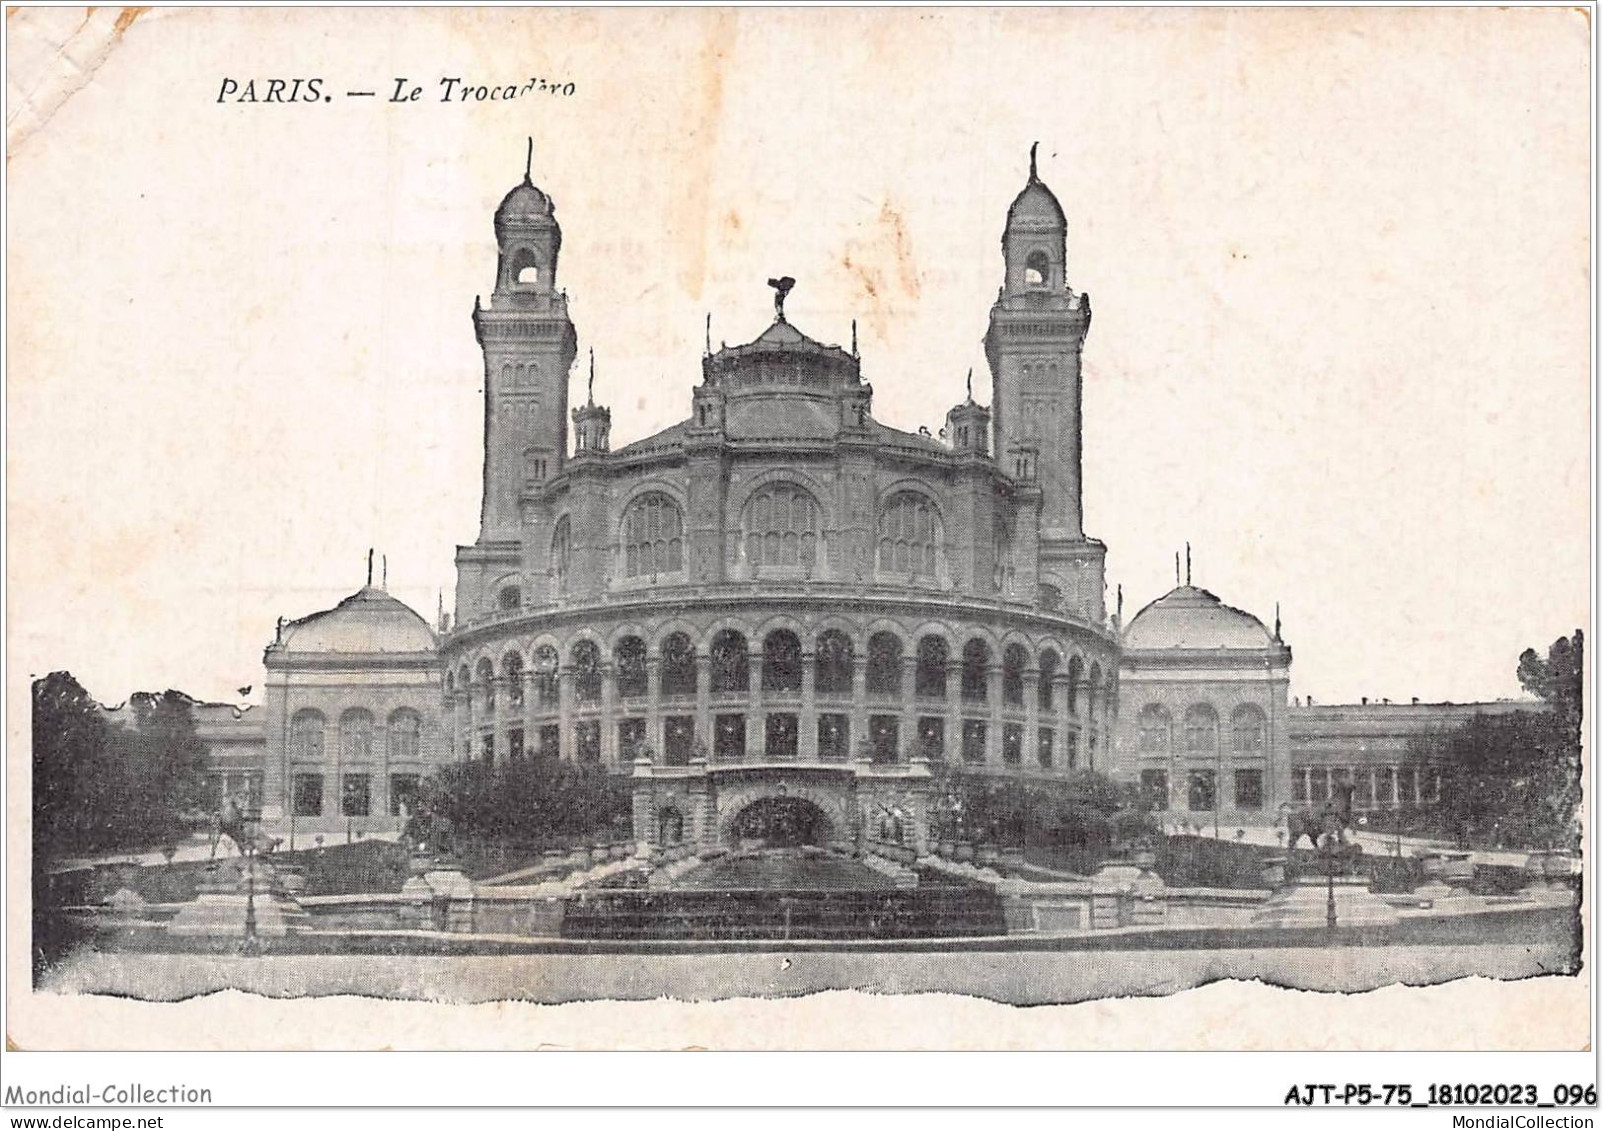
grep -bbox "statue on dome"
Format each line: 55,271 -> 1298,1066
767,275 -> 796,322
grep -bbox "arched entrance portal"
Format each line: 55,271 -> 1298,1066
730,796 -> 830,848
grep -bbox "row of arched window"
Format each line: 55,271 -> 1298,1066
499,361 -> 541,389
449,633 -> 1105,714
288,707 -> 424,762
548,485 -> 948,586
1136,703 -> 1267,758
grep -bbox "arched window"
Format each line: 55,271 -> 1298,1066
1038,649 -> 1060,711
1138,705 -> 1172,756
570,640 -> 602,704
1183,704 -> 1219,756
661,632 -> 697,697
340,709 -> 374,762
475,658 -> 496,715
616,636 -> 647,699
622,493 -> 684,578
503,651 -> 524,708
916,636 -> 949,699
961,639 -> 991,703
550,517 -> 571,592
867,632 -> 903,696
744,483 -> 820,572
815,630 -> 854,696
710,630 -> 749,694
498,586 -> 521,611
290,709 -> 325,760
1066,656 -> 1084,715
1232,705 -> 1267,755
532,645 -> 559,708
762,630 -> 802,693
877,492 -> 940,577
1002,643 -> 1028,706
510,247 -> 540,286
1039,583 -> 1063,611
388,709 -> 422,760
993,515 -> 1016,594
1024,249 -> 1051,288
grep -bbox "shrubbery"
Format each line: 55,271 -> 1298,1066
406,758 -> 632,855
1410,631 -> 1583,852
926,764 -> 1157,854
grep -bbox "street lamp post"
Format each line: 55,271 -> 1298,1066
238,805 -> 264,957
1320,831 -> 1338,932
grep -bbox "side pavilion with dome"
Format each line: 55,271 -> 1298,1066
1116,584 -> 1293,826
256,583 -> 442,837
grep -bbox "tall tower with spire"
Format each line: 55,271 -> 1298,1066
983,144 -> 1102,620
984,143 -> 1092,539
471,139 -> 578,542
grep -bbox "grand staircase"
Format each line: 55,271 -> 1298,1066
561,879 -> 1005,941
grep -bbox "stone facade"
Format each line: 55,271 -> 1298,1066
171,149 -> 1544,841
437,151 -> 1118,849
1112,585 -> 1293,826
257,586 -> 443,836
1287,698 -> 1544,815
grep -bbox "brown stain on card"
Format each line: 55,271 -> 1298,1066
113,6 -> 149,35
8,6 -> 152,159
839,199 -> 921,337
673,11 -> 739,301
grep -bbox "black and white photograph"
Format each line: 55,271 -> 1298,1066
3,4 -> 1592,1080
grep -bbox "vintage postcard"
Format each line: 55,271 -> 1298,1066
4,6 -> 1591,1058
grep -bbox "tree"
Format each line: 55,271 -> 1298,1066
31,674 -> 213,860
1519,630 -> 1584,737
32,671 -> 111,860
1431,631 -> 1583,851
120,691 -> 214,830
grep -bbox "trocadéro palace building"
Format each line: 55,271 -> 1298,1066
134,147 -> 1536,843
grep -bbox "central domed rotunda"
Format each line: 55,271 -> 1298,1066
438,152 -> 1118,855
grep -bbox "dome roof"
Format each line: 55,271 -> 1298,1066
278,587 -> 437,654
1123,586 -> 1273,651
753,319 -> 809,347
703,317 -> 860,391
496,177 -> 554,223
1007,177 -> 1066,230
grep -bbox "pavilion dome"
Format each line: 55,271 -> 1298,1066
1006,177 -> 1066,231
1122,585 -> 1273,651
495,178 -> 555,224
702,316 -> 860,394
277,587 -> 437,655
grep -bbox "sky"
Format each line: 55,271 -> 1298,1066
6,7 -> 1591,710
